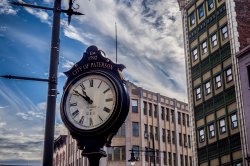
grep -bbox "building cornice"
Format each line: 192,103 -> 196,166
236,45 -> 250,59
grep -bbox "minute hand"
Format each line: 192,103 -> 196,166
73,90 -> 93,104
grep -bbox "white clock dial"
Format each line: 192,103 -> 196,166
65,74 -> 117,130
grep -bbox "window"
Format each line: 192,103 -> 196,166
144,124 -> 148,138
226,68 -> 233,82
231,113 -> 238,129
211,33 -> 217,47
178,112 -> 181,124
132,145 -> 139,160
115,146 -> 126,161
187,115 -> 190,127
132,122 -> 139,137
161,107 -> 165,120
192,48 -> 198,61
199,128 -> 205,143
180,155 -> 183,166
179,133 -> 182,146
166,108 -> 170,121
171,109 -> 175,122
172,131 -> 175,144
198,5 -> 204,19
215,75 -> 222,88
248,65 -> 250,87
184,134 -> 187,147
209,123 -> 215,138
185,155 -> 188,166
208,0 -> 214,11
189,156 -> 192,166
182,113 -> 186,126
162,128 -> 166,142
145,147 -> 149,162
190,12 -> 195,26
168,152 -> 172,166
132,99 -> 138,113
143,101 -> 147,115
156,150 -> 160,163
219,118 -> 226,134
221,25 -> 228,40
155,127 -> 159,140
149,103 -> 152,116
163,152 -> 167,165
196,87 -> 201,100
173,153 -> 177,166
116,123 -> 125,136
183,134 -> 188,147
205,81 -> 211,95
167,130 -> 171,143
150,125 -> 153,139
154,104 -> 158,118
188,135 -> 191,148
201,41 -> 208,54
107,146 -> 126,161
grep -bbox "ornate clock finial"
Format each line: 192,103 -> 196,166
86,45 -> 99,55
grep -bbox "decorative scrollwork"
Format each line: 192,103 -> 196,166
72,0 -> 80,10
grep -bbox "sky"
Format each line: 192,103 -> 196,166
0,0 -> 186,165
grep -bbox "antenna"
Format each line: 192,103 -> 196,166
115,22 -> 117,63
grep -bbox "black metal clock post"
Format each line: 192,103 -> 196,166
60,46 -> 130,166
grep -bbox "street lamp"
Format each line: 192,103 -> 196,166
128,149 -> 139,165
128,133 -> 156,166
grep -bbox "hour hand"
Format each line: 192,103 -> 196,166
73,90 -> 93,104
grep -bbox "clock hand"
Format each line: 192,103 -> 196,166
73,90 -> 93,104
81,90 -> 94,104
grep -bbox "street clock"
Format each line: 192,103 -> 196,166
60,46 -> 130,162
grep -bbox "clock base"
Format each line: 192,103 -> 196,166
82,148 -> 107,166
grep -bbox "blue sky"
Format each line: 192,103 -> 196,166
0,0 -> 186,165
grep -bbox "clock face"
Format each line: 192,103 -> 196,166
64,74 -> 117,130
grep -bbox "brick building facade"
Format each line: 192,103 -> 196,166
177,0 -> 250,165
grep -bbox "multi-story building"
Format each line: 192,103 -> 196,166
53,81 -> 193,166
177,0 -> 250,165
53,135 -> 67,166
236,46 -> 250,163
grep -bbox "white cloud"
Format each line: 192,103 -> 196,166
0,105 -> 8,109
0,0 -> 18,15
16,0 -> 51,25
61,0 -> 187,101
62,59 -> 75,69
16,111 -> 45,121
0,122 -> 6,128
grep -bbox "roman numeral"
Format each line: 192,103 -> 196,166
89,118 -> 93,126
103,88 -> 110,94
79,116 -> 84,124
72,110 -> 79,118
99,116 -> 103,122
103,107 -> 111,113
105,98 -> 113,102
70,102 -> 77,106
72,90 -> 79,96
80,83 -> 85,90
89,79 -> 93,87
98,81 -> 102,88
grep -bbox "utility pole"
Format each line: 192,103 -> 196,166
3,1 -> 84,166
42,0 -> 61,165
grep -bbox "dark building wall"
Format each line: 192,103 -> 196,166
235,0 -> 250,50
237,46 -> 250,155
